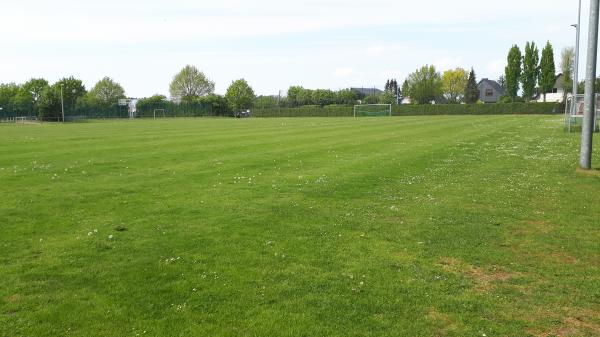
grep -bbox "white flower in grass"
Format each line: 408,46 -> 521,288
108,235 -> 114,240
87,232 -> 93,236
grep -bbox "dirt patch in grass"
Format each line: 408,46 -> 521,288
547,252 -> 579,265
439,257 -> 518,292
427,308 -> 460,336
5,294 -> 21,303
575,168 -> 600,177
527,307 -> 600,337
522,220 -> 556,234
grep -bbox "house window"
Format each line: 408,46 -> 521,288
552,88 -> 558,94
485,89 -> 493,97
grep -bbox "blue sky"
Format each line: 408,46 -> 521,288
0,0 -> 590,97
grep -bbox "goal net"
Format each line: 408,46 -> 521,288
354,104 -> 391,117
565,94 -> 600,132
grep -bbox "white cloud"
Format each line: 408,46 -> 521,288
485,59 -> 506,78
0,0 -> 585,96
365,46 -> 387,56
434,57 -> 465,72
333,68 -> 354,77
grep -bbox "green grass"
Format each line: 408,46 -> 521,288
1,116 -> 599,337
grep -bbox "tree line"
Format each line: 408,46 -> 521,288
1,40 -> 585,119
0,77 -> 125,119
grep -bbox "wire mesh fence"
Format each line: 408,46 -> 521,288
1,101 -> 563,122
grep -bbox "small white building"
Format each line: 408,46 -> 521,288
536,74 -> 566,103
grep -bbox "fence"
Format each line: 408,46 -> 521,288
253,102 -> 562,118
1,102 -> 563,122
135,102 -> 216,118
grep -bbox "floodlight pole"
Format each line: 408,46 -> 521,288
580,0 -> 599,170
572,0 -> 582,114
60,84 -> 65,122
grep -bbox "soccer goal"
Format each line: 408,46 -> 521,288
354,104 -> 392,117
565,94 -> 600,132
153,109 -> 166,119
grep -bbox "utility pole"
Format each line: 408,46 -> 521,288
580,0 -> 599,170
572,0 -> 582,115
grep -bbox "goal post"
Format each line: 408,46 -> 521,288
153,109 -> 166,119
565,94 -> 599,132
353,104 -> 392,117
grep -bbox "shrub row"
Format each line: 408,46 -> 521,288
253,102 -> 562,118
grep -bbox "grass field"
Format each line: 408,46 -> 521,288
1,116 -> 599,337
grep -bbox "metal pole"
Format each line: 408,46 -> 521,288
580,0 -> 599,170
574,0 -> 582,97
60,84 -> 65,122
572,0 -> 582,117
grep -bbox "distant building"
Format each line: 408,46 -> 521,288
535,73 -> 566,103
477,79 -> 505,103
351,87 -> 384,96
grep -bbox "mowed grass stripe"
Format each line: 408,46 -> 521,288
1,116 -> 599,337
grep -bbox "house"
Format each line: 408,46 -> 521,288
535,73 -> 565,103
477,79 -> 505,103
351,87 -> 384,96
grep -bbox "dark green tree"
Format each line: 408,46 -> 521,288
336,89 -> 359,105
539,41 -> 556,102
378,91 -> 396,105
497,75 -> 507,91
37,86 -> 62,119
311,89 -> 335,106
0,83 -> 19,114
400,80 -> 409,98
521,41 -> 540,101
404,65 -> 442,104
505,45 -> 522,100
225,79 -> 255,111
11,89 -> 34,114
363,94 -> 380,104
22,78 -> 49,104
464,68 -> 480,104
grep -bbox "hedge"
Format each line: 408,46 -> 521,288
252,102 -> 562,118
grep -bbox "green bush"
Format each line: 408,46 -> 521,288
392,102 -> 561,115
252,102 -> 561,117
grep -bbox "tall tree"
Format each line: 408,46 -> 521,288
560,47 -> 575,101
22,78 -> 49,103
311,89 -> 335,106
37,86 -> 62,118
384,79 -> 398,95
505,45 -> 522,100
88,77 -> 126,104
400,80 -> 409,99
336,89 -> 359,105
0,83 -> 20,111
225,79 -> 255,111
378,91 -> 396,105
442,68 -> 468,103
464,68 -> 480,104
404,65 -> 442,104
521,41 -> 540,101
169,65 -> 215,101
55,77 -> 86,112
539,41 -> 556,102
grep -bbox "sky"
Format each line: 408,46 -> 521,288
0,0 -> 592,97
